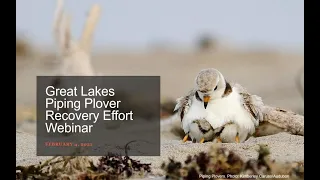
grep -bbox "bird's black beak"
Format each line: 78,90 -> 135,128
203,95 -> 210,109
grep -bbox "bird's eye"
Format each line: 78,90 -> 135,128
214,86 -> 218,91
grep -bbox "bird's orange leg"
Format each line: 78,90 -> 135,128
182,134 -> 189,143
235,135 -> 240,143
216,136 -> 222,143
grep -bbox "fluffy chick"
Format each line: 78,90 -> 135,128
184,119 -> 215,143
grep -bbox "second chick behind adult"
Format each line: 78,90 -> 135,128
212,123 -> 250,143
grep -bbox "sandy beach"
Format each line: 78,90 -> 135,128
16,48 -> 304,178
16,121 -> 304,177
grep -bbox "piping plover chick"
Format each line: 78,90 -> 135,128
194,68 -> 264,143
185,119 -> 215,143
212,123 -> 250,143
187,120 -> 243,143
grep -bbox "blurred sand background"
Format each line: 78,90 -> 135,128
16,42 -> 304,116
16,0 -> 304,118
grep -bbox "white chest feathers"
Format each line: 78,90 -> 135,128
182,88 -> 256,135
206,88 -> 256,133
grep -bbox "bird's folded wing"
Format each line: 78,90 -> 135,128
232,83 -> 264,126
173,89 -> 195,122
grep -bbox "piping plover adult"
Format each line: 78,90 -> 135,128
175,68 -> 264,143
195,68 -> 264,142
